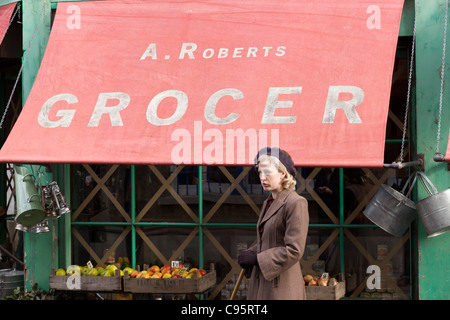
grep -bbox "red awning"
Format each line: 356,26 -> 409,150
0,3 -> 16,44
0,0 -> 404,166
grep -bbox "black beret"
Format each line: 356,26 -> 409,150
254,147 -> 297,177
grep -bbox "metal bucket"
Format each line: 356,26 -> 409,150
363,173 -> 417,237
416,172 -> 450,238
29,220 -> 50,233
0,269 -> 24,300
14,166 -> 46,227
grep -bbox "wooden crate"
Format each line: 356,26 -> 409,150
123,265 -> 216,294
305,281 -> 345,300
48,268 -> 122,291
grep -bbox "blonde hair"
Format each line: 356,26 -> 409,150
257,155 -> 297,190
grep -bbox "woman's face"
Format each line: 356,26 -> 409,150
258,160 -> 285,193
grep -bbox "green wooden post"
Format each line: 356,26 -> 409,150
22,0 -> 52,291
22,164 -> 55,291
415,0 -> 450,300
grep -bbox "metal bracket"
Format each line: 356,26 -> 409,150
433,152 -> 445,162
431,152 -> 449,171
383,153 -> 425,171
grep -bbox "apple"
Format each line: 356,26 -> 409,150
102,269 -> 114,277
171,268 -> 180,275
136,271 -> 148,278
106,264 -> 118,271
189,268 -> 201,278
149,265 -> 160,273
162,273 -> 172,279
161,266 -> 172,274
123,267 -> 134,276
130,270 -> 139,278
87,268 -> 99,276
81,266 -> 91,276
172,274 -> 181,279
55,268 -> 66,276
66,265 -> 82,276
151,272 -> 162,278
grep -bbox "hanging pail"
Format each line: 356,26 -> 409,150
363,173 -> 417,237
15,223 -> 29,232
14,166 -> 46,227
29,220 -> 50,233
416,172 -> 450,238
0,269 -> 24,300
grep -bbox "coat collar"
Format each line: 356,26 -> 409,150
259,188 -> 293,225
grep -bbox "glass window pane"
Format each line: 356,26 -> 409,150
70,164 -> 131,222
344,228 -> 411,300
72,225 -> 131,267
135,165 -> 199,223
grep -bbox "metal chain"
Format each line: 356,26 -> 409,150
5,3 -> 19,36
435,0 -> 449,156
0,2 -> 47,129
0,3 -> 20,129
399,0 -> 417,163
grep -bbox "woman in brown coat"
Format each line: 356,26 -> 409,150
238,148 -> 309,300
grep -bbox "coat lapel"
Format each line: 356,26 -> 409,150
259,189 -> 292,226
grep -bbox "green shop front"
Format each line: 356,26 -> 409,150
0,0 -> 449,300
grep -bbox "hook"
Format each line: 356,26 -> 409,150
433,152 -> 445,162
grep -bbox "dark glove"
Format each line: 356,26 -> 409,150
238,250 -> 258,268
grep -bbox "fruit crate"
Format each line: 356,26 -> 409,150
48,268 -> 122,292
123,264 -> 216,294
305,281 -> 345,300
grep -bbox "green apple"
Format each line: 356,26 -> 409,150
87,268 -> 99,276
55,268 -> 66,276
66,265 -> 81,276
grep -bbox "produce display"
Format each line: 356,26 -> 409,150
50,259 -> 216,294
126,264 -> 208,279
303,272 -> 339,287
55,264 -> 122,277
54,260 -> 208,279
